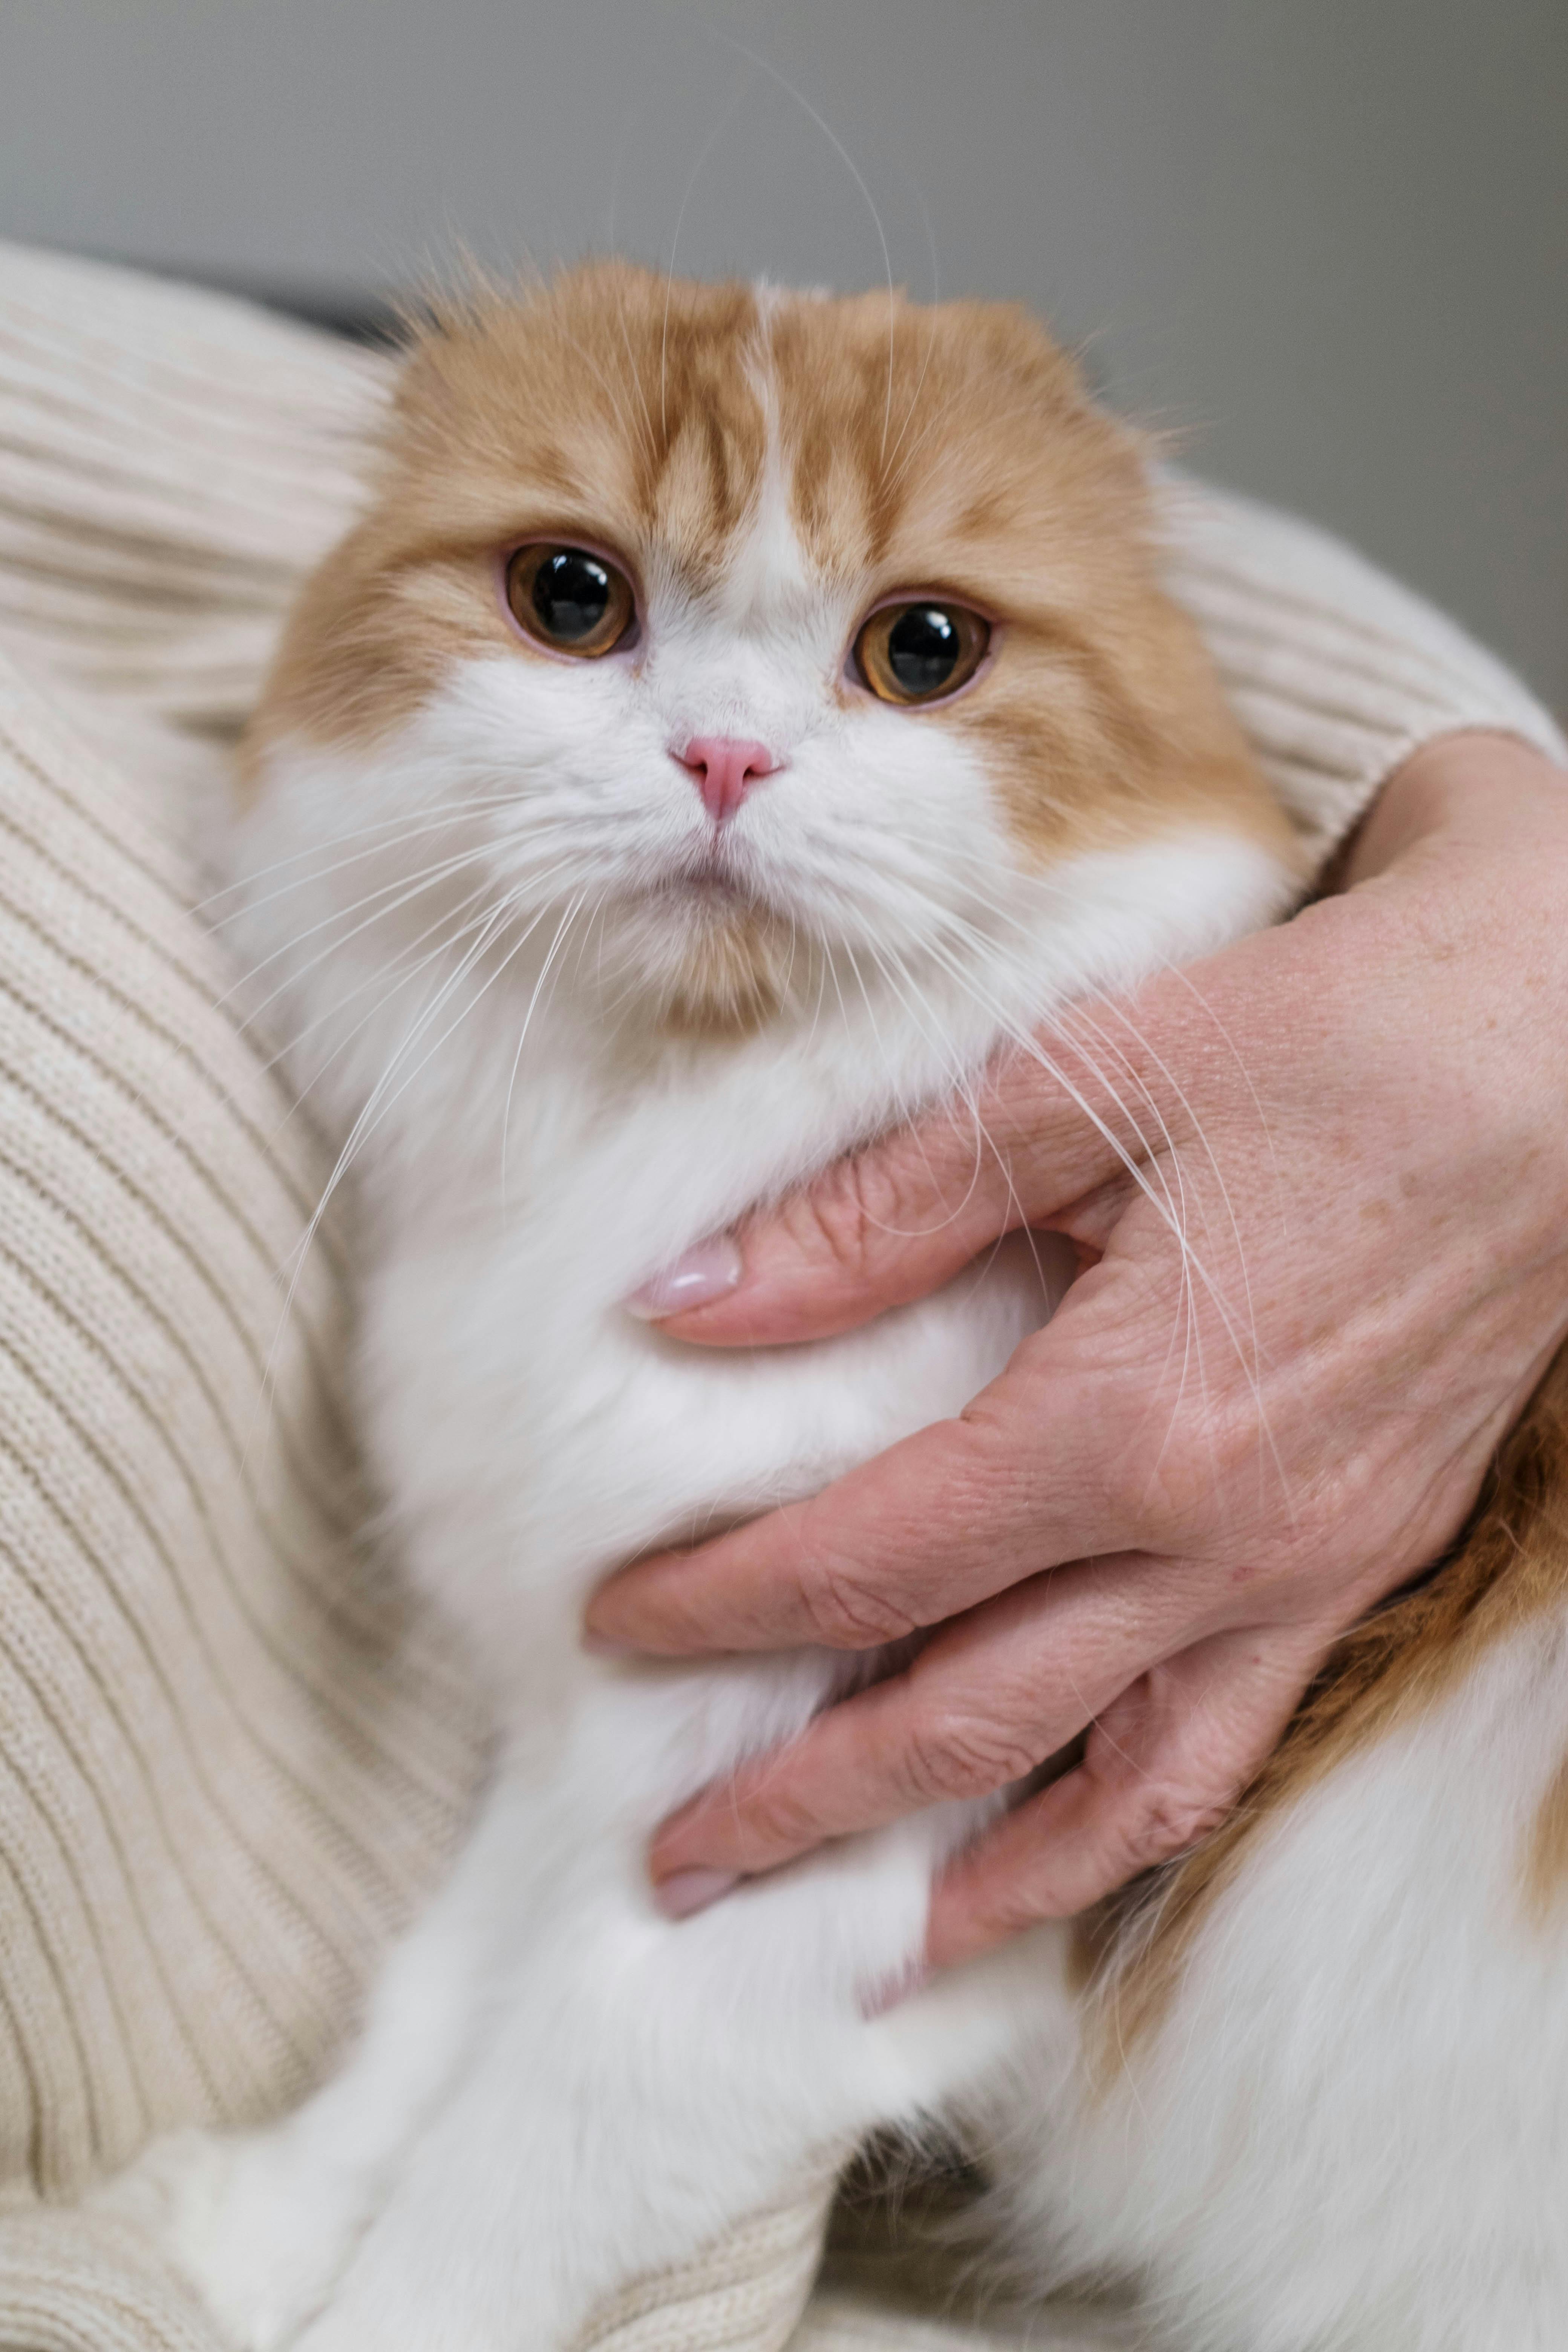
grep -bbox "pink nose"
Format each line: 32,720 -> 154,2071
675,735 -> 779,825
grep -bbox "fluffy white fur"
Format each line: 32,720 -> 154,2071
104,455 -> 1568,2352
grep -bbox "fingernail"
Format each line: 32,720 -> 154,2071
581,1628 -> 636,1656
653,1867 -> 740,1920
624,1236 -> 743,1321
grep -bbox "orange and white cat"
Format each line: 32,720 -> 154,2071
119,266 -> 1568,2352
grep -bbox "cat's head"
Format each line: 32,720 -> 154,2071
246,261 -> 1299,1039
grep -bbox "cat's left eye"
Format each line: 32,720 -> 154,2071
853,600 -> 990,706
504,544 -> 636,658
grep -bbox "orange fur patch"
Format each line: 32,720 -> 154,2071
763,290 -> 1285,866
245,259 -> 1296,882
1085,1343 -> 1568,2055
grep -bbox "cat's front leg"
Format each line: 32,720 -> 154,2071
287,1814 -> 1011,2352
109,1777 -> 509,2350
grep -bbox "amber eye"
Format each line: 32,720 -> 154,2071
854,600 -> 990,705
504,544 -> 636,657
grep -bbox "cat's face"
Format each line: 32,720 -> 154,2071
249,263 -> 1294,1035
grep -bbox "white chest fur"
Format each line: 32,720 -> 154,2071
228,744 -> 1295,1688
151,756 -> 1305,2352
361,1177 -> 1069,1646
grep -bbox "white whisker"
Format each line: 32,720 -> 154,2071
659,66 -> 756,441
501,891 -> 590,1210
707,32 -> 896,456
197,796 -> 525,916
217,842 -> 505,1016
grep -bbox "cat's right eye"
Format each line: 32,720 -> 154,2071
853,599 -> 990,706
504,544 -> 636,658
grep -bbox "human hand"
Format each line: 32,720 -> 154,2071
586,733 -> 1568,1968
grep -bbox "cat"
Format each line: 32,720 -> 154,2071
110,262 -> 1568,2352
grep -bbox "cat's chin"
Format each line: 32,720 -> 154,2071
601,882 -> 802,1038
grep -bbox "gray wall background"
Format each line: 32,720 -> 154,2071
2,0 -> 1563,709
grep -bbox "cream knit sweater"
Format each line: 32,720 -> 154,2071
0,239 -> 1560,2352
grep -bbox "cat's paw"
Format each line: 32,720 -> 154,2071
98,2125 -> 375,2350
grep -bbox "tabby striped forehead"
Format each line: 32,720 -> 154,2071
379,260 -> 1133,604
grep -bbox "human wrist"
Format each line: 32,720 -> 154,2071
1341,730 -> 1566,888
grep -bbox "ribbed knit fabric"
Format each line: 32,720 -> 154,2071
570,2178 -> 842,2352
796,2298 -> 1136,2350
0,238 -> 1560,2352
1156,467 -> 1565,862
0,2212 -> 220,2352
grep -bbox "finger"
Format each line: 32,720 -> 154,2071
586,1321 -> 1138,1656
647,1557 -> 1206,1891
925,1629 -> 1321,1969
642,1032 -> 1143,1347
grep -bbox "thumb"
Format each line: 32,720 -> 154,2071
641,1034 -> 1140,1347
